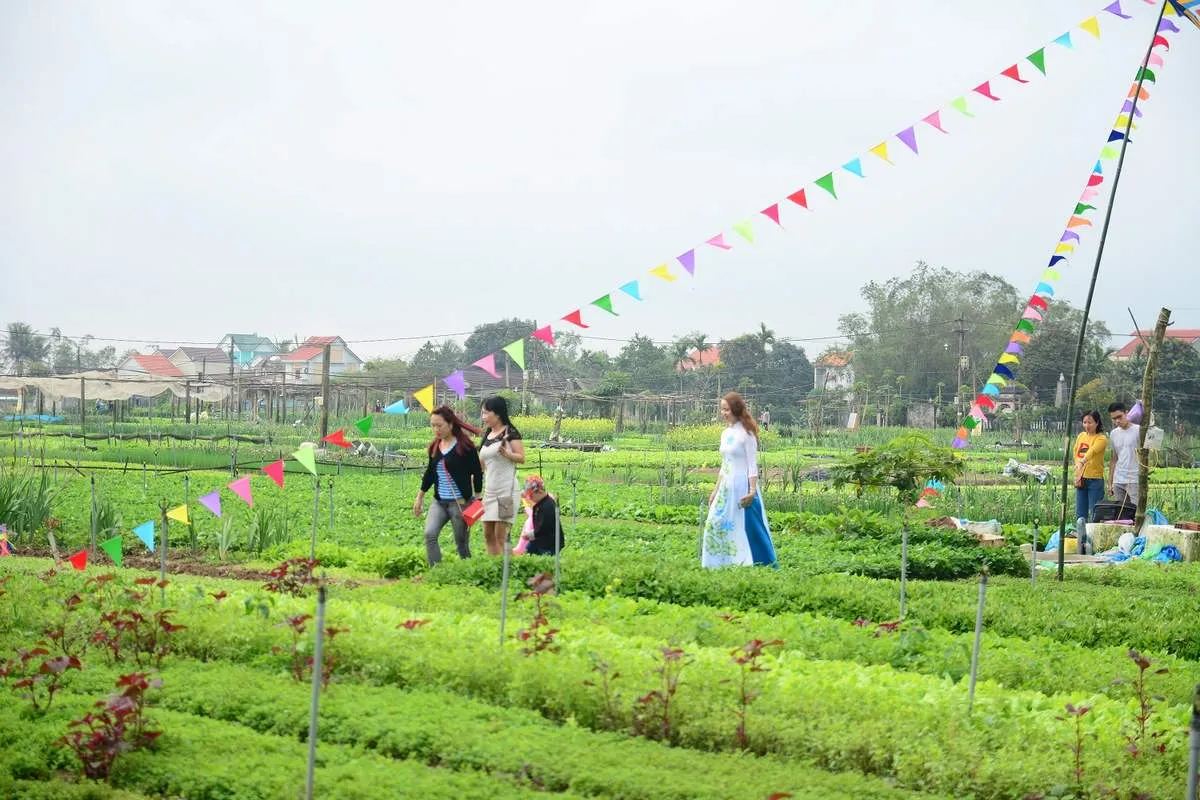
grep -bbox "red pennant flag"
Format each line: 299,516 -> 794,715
786,188 -> 808,209
1028,295 -> 1049,311
760,204 -> 781,226
532,325 -> 556,346
561,310 -> 589,329
976,395 -> 997,410
263,459 -> 285,488
973,81 -> 1001,101
1151,34 -> 1170,50
67,549 -> 88,571
1000,64 -> 1028,84
321,429 -> 352,449
1087,174 -> 1104,187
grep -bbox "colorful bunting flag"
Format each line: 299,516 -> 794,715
732,220 -> 755,243
470,354 -> 499,379
1061,231 -> 1080,243
815,173 -> 837,198
67,550 -> 88,571
383,399 -> 409,414
1034,282 -> 1054,297
442,370 -> 467,399
973,81 -> 1000,101
166,505 -> 189,525
649,264 -> 678,282
842,159 -> 864,178
618,281 -> 643,302
1103,1 -> 1132,20
0,526 -> 10,557
786,188 -> 808,209
950,97 -> 974,117
706,234 -> 732,251
761,205 -> 781,226
994,365 -> 1016,380
228,477 -> 253,507
561,310 -> 589,328
414,384 -> 437,411
922,112 -> 948,133
353,415 -> 373,436
1151,34 -> 1170,50
1027,49 -> 1047,75
1005,342 -> 1025,355
868,142 -> 893,164
1067,216 -> 1093,228
999,353 -> 1020,365
133,520 -> 155,551
502,340 -> 525,370
532,325 -> 557,344
1022,307 -> 1044,322
293,445 -> 318,476
322,429 -> 352,449
1053,32 -> 1073,49
1001,64 -> 1028,84
1029,295 -> 1049,311
99,535 -> 123,567
198,490 -> 222,517
591,294 -> 618,316
676,250 -> 696,275
896,127 -> 919,154
1080,16 -> 1102,38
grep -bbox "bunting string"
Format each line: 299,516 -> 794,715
952,17 -> 1179,449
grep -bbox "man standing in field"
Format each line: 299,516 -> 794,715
1107,402 -> 1140,510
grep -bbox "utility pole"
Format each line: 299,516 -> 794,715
318,344 -> 332,441
228,341 -> 236,420
954,315 -> 968,423
1134,307 -> 1170,531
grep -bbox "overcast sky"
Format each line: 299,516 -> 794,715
2,0 -> 1197,363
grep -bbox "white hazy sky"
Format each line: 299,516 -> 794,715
2,0 -> 1197,362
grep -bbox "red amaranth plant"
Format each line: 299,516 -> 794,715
58,671 -> 162,781
0,644 -> 81,714
264,558 -> 323,597
632,646 -> 691,743
731,638 -> 783,751
515,573 -> 559,656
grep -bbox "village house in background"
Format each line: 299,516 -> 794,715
813,350 -> 854,392
217,333 -> 279,366
263,336 -> 366,385
1109,328 -> 1200,361
116,352 -> 184,379
165,347 -> 231,378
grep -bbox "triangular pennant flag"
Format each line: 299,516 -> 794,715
1147,53 -> 1164,68
472,354 -> 500,378
1044,265 -> 1063,278
1027,49 -> 1047,75
972,81 -> 1000,101
1074,203 -> 1096,214
533,324 -> 558,344
133,520 -> 155,551
0,528 -> 10,557
414,383 -> 436,411
353,415 -> 372,436
1127,84 -> 1151,100
976,394 -> 997,409
1135,67 -> 1156,83
786,188 -> 808,208
1113,113 -> 1137,129
982,384 -> 1002,396
1093,160 -> 1103,175
1080,188 -> 1100,202
1120,101 -> 1144,119
1080,16 -> 1102,38
842,159 -> 864,178
649,264 -> 678,282
896,127 -> 919,154
1022,307 -> 1044,322
994,364 -> 1016,380
1034,282 -> 1055,297
1006,341 -> 1025,355
1029,295 -> 1049,311
814,173 -> 837,198
1099,146 -> 1119,159
677,250 -> 696,275
1103,1 -> 1132,20
951,437 -> 966,449
442,371 -> 467,400
922,111 -> 948,133
963,416 -> 979,430
1048,255 -> 1066,267
321,429 -> 352,449
760,205 -> 781,227
986,374 -> 1007,387
292,445 -> 318,477
383,399 -> 409,414
1151,34 -> 1170,50
99,535 -> 123,567
869,142 -> 893,164
1000,64 -> 1028,84
1054,243 -> 1075,254
732,221 -> 755,243
950,96 -> 975,117
1158,19 -> 1179,34
502,341 -> 525,370
166,505 -> 190,525
1053,32 -> 1073,49
999,354 -> 1020,365
1061,231 -> 1081,243
1067,216 -> 1093,228
561,310 -> 589,328
1107,130 -> 1125,143
228,477 -> 253,507
1017,319 -> 1036,334
263,459 -> 285,488
591,294 -> 619,315
706,234 -> 732,250
198,490 -> 222,517
956,427 -> 970,440
67,550 -> 88,571
916,497 -> 933,508
1087,173 -> 1105,186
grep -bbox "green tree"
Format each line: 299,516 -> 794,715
1015,302 -> 1110,404
409,340 -> 466,377
3,323 -> 49,376
617,334 -> 674,393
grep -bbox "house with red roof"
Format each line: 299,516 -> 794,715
1110,329 -> 1200,361
814,350 -> 854,392
116,352 -> 185,380
277,336 -> 365,384
676,346 -> 721,372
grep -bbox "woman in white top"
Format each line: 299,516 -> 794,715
479,396 -> 525,556
702,392 -> 778,568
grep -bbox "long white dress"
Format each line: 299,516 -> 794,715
701,421 -> 777,568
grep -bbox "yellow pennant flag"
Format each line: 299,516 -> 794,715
1054,243 -> 1075,255
649,264 -> 678,282
292,445 -> 318,476
868,142 -> 893,164
999,353 -> 1020,365
166,505 -> 189,525
1042,268 -> 1062,281
413,384 -> 435,413
1079,16 -> 1101,39
1113,115 -> 1138,131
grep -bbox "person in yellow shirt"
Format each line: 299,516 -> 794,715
1073,410 -> 1108,522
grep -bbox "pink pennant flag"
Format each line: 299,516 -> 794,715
760,204 -> 781,227
896,126 -> 919,154
1080,188 -> 1100,202
472,353 -> 500,378
199,490 -> 222,518
706,234 -> 732,251
922,111 -> 948,133
442,370 -> 467,400
228,477 -> 253,507
677,249 -> 696,275
1147,53 -> 1164,68
532,326 -> 556,346
969,406 -> 988,423
1022,307 -> 1043,322
973,82 -> 1001,101
916,497 -> 932,508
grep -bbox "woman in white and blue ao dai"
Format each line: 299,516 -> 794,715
701,406 -> 777,568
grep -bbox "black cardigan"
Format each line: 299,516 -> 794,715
421,443 -> 483,501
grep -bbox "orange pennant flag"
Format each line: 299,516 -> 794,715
1067,216 -> 1093,228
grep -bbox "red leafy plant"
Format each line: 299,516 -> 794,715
632,646 -> 691,743
263,558 -> 323,597
1113,648 -> 1171,760
1056,703 -> 1091,793
731,639 -> 783,750
43,592 -> 91,660
582,654 -> 622,729
0,644 -> 81,714
58,672 -> 162,781
515,573 -> 559,655
90,579 -> 185,667
273,614 -> 348,689
397,618 -> 430,631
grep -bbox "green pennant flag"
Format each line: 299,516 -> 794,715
732,220 -> 755,244
950,97 -> 974,118
591,294 -> 618,316
1017,319 -> 1036,334
963,416 -> 978,430
1136,67 -> 1155,83
503,339 -> 525,370
1027,48 -> 1046,75
1074,203 -> 1096,215
1099,146 -> 1119,160
292,445 -> 318,476
814,173 -> 837,199
986,374 -> 1006,387
353,415 -> 372,436
99,535 -> 123,567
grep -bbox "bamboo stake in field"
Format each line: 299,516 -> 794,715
1134,308 -> 1170,531
967,570 -> 988,715
158,501 -> 168,605
305,586 -> 327,800
309,477 -> 321,561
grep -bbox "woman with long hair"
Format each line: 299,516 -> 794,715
1073,410 -> 1108,523
413,406 -> 483,566
479,395 -> 525,555
701,392 -> 777,568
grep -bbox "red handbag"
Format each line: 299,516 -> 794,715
461,498 -> 485,526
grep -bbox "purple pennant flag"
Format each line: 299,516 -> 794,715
896,126 -> 919,154
1103,1 -> 1131,19
1061,231 -> 1080,243
1005,342 -> 1024,356
1159,18 -> 1180,33
442,370 -> 467,400
951,437 -> 966,449
198,491 -> 222,518
1120,100 -> 1143,118
677,249 -> 696,275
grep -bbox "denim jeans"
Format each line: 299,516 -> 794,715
1075,478 -> 1105,523
425,499 -> 471,566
